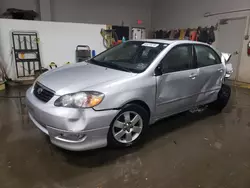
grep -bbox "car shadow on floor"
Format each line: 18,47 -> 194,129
55,109 -> 222,168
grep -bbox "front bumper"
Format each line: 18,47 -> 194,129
26,87 -> 119,151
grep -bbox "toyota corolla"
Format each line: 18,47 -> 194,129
26,40 -> 232,151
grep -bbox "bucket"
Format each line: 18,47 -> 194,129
0,82 -> 5,91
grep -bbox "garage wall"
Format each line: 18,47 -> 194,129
152,0 -> 250,29
152,0 -> 250,83
0,0 -> 38,13
0,0 -> 152,30
0,19 -> 106,80
51,0 -> 152,29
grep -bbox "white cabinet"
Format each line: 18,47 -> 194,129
132,28 -> 146,40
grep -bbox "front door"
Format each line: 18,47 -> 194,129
155,44 -> 200,117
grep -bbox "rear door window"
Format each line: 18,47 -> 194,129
194,45 -> 221,67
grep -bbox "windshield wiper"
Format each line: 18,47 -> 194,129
87,59 -> 98,64
88,59 -> 133,73
107,62 -> 133,73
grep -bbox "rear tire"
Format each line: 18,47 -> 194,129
208,84 -> 231,112
107,104 -> 149,148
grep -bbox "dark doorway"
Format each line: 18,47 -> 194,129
112,26 -> 130,40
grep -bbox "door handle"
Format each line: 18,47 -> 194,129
189,73 -> 197,79
233,51 -> 239,55
218,68 -> 224,72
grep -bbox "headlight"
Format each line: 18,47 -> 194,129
54,91 -> 104,108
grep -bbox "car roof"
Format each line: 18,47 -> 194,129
133,39 -> 209,46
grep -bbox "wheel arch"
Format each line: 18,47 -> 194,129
122,100 -> 151,118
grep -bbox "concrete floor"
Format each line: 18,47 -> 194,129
1,86 -> 250,188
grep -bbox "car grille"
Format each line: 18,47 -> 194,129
33,82 -> 55,102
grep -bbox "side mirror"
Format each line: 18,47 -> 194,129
155,64 -> 163,76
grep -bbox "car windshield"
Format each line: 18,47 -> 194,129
90,41 -> 168,73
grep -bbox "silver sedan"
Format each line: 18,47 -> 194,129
26,39 -> 232,151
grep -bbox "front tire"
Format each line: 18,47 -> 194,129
108,104 -> 149,148
209,84 -> 231,112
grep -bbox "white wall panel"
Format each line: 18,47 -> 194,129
0,19 -> 106,80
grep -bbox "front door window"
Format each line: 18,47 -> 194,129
161,45 -> 193,74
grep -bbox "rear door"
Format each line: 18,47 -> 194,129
155,44 -> 201,117
193,45 -> 224,104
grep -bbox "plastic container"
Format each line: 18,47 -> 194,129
0,82 -> 5,91
92,50 -> 96,57
122,36 -> 126,43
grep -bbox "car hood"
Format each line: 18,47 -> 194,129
37,62 -> 136,95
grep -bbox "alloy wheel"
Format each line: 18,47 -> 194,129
112,111 -> 143,144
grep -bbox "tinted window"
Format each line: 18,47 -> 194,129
195,45 -> 220,67
161,45 -> 193,73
